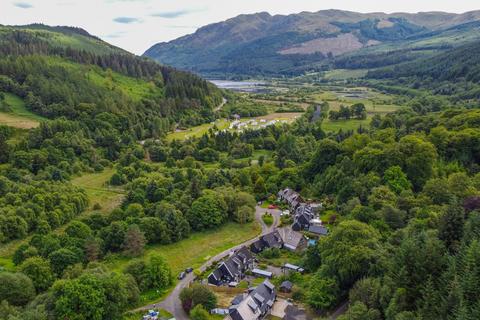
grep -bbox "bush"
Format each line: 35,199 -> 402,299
0,272 -> 35,305
262,213 -> 274,226
180,283 -> 217,313
259,247 -> 281,259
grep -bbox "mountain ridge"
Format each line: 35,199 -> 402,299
143,9 -> 480,76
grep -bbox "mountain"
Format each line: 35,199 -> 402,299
0,24 -> 222,132
143,10 -> 480,77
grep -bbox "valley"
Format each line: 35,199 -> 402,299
0,5 -> 480,320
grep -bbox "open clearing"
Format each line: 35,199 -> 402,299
106,221 -> 261,275
166,119 -> 229,141
0,93 -> 45,129
71,168 -> 125,213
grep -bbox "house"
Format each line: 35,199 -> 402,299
278,188 -> 304,211
250,230 -> 283,253
252,268 -> 273,278
280,281 -> 293,293
208,246 -> 255,286
292,205 -> 315,231
277,227 -> 307,252
227,280 -> 277,320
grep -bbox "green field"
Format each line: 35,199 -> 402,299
0,93 -> 45,129
71,168 -> 125,213
107,221 -> 261,305
323,69 -> 368,80
87,68 -> 164,102
166,119 -> 229,141
106,221 -> 261,276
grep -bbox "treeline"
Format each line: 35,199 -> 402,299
329,103 -> 367,120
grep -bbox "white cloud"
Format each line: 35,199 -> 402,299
13,2 -> 33,9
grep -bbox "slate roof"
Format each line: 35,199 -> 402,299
308,225 -> 328,236
278,227 -> 305,251
262,230 -> 283,248
208,246 -> 254,285
229,280 -> 276,320
231,294 -> 245,306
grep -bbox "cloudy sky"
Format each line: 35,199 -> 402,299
1,0 -> 479,54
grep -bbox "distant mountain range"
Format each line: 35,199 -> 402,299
143,10 -> 480,77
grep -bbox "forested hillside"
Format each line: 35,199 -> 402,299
367,40 -> 480,101
143,10 -> 480,77
0,25 -> 228,319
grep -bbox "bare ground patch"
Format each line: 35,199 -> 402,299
0,112 -> 39,129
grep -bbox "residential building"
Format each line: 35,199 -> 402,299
250,230 -> 283,253
208,247 -> 255,286
227,280 -> 277,320
277,227 -> 307,252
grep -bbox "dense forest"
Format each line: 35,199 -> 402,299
366,41 -> 480,101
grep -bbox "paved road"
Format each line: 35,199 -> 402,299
135,205 -> 281,319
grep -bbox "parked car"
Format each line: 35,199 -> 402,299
268,204 -> 278,209
185,267 -> 193,273
178,272 -> 186,280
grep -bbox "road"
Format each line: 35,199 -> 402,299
214,98 -> 227,112
135,205 -> 281,319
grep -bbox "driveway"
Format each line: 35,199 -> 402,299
135,205 -> 281,319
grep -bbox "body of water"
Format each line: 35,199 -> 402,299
209,80 -> 267,93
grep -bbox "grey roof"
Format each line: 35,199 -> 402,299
232,294 -> 245,305
252,268 -> 273,277
280,281 -> 293,290
261,230 -> 283,248
308,225 -> 328,235
230,280 -> 276,320
208,246 -> 254,285
278,227 -> 305,249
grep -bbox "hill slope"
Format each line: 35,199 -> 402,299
366,40 -> 480,100
0,24 -> 222,131
143,10 -> 480,76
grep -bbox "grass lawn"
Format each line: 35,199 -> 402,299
109,222 -> 261,306
0,93 -> 45,129
166,119 -> 229,141
71,168 -> 125,214
106,222 -> 261,276
258,249 -> 303,268
262,213 -> 274,226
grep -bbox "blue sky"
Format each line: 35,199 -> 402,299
1,0 -> 479,54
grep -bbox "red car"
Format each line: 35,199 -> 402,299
268,204 -> 278,209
